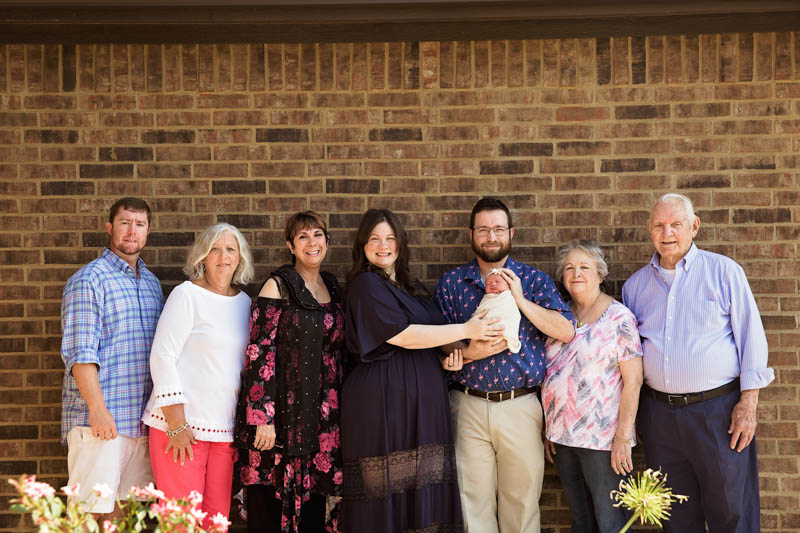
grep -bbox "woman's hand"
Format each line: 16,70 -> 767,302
442,348 -> 471,371
254,424 -> 276,451
544,439 -> 557,464
464,309 -> 503,341
165,428 -> 197,466
610,437 -> 633,475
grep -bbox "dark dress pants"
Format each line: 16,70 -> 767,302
638,390 -> 760,533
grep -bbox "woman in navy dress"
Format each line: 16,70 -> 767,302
341,209 -> 502,533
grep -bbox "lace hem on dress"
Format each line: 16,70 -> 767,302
342,442 -> 457,501
406,523 -> 464,533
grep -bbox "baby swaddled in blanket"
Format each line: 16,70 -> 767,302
474,269 -> 522,354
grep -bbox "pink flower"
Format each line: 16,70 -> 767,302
241,466 -> 259,485
323,313 -> 334,329
246,407 -> 268,425
318,432 -> 334,453
163,500 -> 182,514
320,401 -> 330,419
274,453 -> 283,465
246,344 -> 260,361
22,479 -> 55,500
249,450 -> 261,468
249,383 -> 264,402
265,402 -> 275,418
188,490 -> 203,507
327,389 -> 338,409
91,483 -> 112,500
190,506 -> 208,525
210,513 -> 232,532
141,482 -> 164,500
333,471 -> 343,485
258,351 -> 275,381
313,452 -> 331,473
303,474 -> 313,489
103,520 -> 117,533
61,483 -> 80,497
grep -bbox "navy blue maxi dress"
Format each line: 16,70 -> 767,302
341,271 -> 463,533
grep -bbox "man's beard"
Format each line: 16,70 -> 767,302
471,238 -> 511,263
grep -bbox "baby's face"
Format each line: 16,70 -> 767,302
485,273 -> 510,294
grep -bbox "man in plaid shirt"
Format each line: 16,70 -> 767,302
60,197 -> 163,518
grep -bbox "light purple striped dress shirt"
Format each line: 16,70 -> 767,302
622,243 -> 774,394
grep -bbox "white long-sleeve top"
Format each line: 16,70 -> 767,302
142,280 -> 251,442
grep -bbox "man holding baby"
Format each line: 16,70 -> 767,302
435,197 -> 575,533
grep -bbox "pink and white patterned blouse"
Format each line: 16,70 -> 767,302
543,300 -> 643,451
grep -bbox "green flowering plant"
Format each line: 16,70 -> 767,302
9,475 -> 231,533
610,468 -> 689,533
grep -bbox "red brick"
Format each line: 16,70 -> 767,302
555,106 -> 609,121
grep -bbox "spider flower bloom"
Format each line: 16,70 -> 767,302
610,469 -> 689,533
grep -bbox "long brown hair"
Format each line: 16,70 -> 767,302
347,209 -> 415,294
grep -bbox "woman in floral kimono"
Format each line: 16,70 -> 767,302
234,211 -> 344,533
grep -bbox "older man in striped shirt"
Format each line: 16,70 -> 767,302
622,193 -> 773,533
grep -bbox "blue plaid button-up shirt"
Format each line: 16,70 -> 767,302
61,248 -> 163,444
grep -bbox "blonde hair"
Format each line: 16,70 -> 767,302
183,223 -> 255,285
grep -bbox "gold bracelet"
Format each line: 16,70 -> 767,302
613,435 -> 631,444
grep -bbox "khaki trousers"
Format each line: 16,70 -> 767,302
449,390 -> 544,533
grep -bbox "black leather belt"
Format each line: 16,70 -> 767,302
644,378 -> 740,407
450,382 -> 539,402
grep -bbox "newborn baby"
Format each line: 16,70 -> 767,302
474,269 -> 522,354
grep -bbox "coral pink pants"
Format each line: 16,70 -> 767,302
149,428 -> 235,527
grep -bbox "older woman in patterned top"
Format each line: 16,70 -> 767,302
542,240 -> 644,533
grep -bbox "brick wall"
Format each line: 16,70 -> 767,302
1,35 -> 799,531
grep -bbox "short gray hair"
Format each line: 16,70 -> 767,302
652,193 -> 697,223
554,239 -> 609,282
183,223 -> 255,286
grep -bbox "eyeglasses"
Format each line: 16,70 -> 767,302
473,226 -> 509,238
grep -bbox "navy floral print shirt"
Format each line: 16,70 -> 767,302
435,257 -> 573,392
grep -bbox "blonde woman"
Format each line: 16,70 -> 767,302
142,222 -> 254,526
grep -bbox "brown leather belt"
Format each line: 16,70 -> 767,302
643,378 -> 740,407
450,382 -> 539,402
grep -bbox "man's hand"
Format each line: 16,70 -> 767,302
464,338 -> 508,361
728,389 -> 759,452
88,405 -> 118,440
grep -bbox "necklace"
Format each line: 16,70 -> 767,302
573,291 -> 603,328
299,273 -> 325,301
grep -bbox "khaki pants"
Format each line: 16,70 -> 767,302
449,390 -> 544,533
